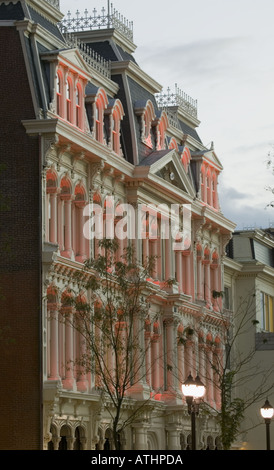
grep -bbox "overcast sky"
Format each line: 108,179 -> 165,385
60,0 -> 274,229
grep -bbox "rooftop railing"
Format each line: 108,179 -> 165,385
60,4 -> 134,42
156,84 -> 198,119
63,31 -> 111,79
45,0 -> 60,9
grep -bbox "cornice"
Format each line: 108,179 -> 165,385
41,48 -> 118,97
111,60 -> 162,95
25,0 -> 64,24
223,256 -> 243,273
73,28 -> 137,56
21,117 -> 135,177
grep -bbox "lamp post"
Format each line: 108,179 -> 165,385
260,399 -> 274,450
182,373 -> 206,450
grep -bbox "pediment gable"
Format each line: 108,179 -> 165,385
138,149 -> 196,198
58,48 -> 92,79
191,148 -> 223,172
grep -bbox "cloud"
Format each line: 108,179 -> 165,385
137,36 -> 249,87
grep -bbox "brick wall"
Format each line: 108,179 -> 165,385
0,27 -> 42,450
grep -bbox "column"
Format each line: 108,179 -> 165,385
57,194 -> 64,251
212,263 -> 219,310
157,236 -> 162,280
151,331 -> 160,395
167,427 -> 182,450
150,240 -> 158,280
213,345 -> 222,410
184,339 -> 193,376
49,192 -> 58,244
205,346 -> 215,407
196,250 -> 203,300
133,425 -> 148,450
204,261 -> 211,307
165,237 -> 171,280
145,322 -> 152,387
198,340 -> 206,387
165,318 -> 174,391
63,310 -> 75,390
142,237 -> 149,267
175,250 -> 183,292
77,317 -> 88,392
183,251 -> 192,296
177,327 -> 185,390
75,202 -> 87,263
49,306 -> 60,380
62,196 -> 72,258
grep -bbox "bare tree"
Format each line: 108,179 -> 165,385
54,238 -> 161,450
203,290 -> 274,450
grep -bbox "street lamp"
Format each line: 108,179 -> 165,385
182,373 -> 206,450
260,399 -> 274,450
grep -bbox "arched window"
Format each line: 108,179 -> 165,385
201,164 -> 206,202
206,167 -> 211,205
66,78 -> 72,123
157,112 -> 168,150
143,101 -> 155,148
181,146 -> 191,172
94,88 -> 108,144
56,71 -> 62,117
76,83 -> 82,128
110,99 -> 124,155
168,137 -> 178,151
212,171 -> 219,209
112,110 -> 119,152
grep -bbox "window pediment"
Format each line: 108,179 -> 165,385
135,99 -> 156,149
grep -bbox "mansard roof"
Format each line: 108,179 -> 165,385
0,2 -> 25,20
2,1 -> 223,202
82,40 -> 138,65
27,5 -> 64,41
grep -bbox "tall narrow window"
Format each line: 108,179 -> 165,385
206,169 -> 211,205
261,293 -> 274,332
112,111 -> 119,153
76,84 -> 81,128
56,72 -> 62,116
66,79 -> 72,123
95,102 -> 101,142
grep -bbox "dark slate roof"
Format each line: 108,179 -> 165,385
138,150 -> 171,167
0,2 -> 25,20
84,41 -> 138,65
178,119 -> 202,144
28,6 -> 64,42
110,74 -> 133,164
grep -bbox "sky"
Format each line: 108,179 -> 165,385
60,0 -> 274,230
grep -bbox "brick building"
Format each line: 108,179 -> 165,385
0,0 -> 236,450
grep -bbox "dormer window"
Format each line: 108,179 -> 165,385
181,146 -> 191,172
112,111 -> 119,153
76,83 -> 82,128
91,88 -> 108,144
168,138 -> 179,151
53,60 -> 88,131
56,71 -> 62,116
143,101 -> 155,148
106,99 -> 124,155
66,78 -> 72,123
200,162 -> 219,209
95,101 -> 102,142
156,111 -> 168,150
135,100 -> 156,149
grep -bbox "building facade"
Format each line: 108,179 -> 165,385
0,0 -> 236,450
225,229 -> 274,450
